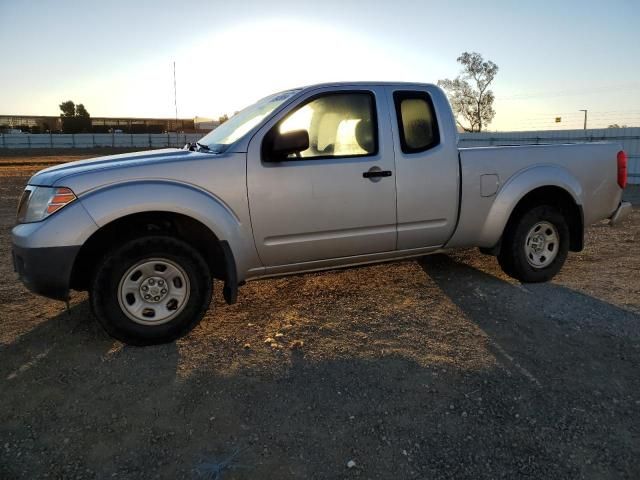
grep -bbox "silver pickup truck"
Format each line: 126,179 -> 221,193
12,82 -> 631,345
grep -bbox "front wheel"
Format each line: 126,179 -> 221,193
498,205 -> 570,283
90,236 -> 213,345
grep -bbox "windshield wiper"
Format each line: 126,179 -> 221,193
184,141 -> 214,153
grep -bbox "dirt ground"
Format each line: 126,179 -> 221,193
1,153 -> 639,479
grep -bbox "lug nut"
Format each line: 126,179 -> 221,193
161,289 -> 167,294
158,280 -> 164,286
144,294 -> 151,300
148,279 -> 155,286
154,296 -> 160,301
142,286 -> 148,291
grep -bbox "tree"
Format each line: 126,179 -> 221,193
438,52 -> 498,132
59,100 -> 76,118
59,100 -> 91,133
218,114 -> 229,124
75,104 -> 90,117
608,123 -> 628,128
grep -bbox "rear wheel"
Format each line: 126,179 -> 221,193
90,236 -> 212,345
498,205 -> 569,283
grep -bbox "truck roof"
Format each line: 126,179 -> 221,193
297,81 -> 438,91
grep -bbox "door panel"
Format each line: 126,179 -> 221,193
247,86 -> 397,267
386,86 -> 460,249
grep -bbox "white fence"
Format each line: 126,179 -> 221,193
0,132 -> 202,149
1,128 -> 638,184
459,127 -> 640,184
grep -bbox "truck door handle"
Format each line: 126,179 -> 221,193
363,170 -> 392,178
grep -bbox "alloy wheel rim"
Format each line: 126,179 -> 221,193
117,258 -> 190,325
524,221 -> 559,268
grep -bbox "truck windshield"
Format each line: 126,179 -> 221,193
198,89 -> 302,153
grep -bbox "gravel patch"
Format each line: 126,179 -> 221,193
1,157 -> 639,479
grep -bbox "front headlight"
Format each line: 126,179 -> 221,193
16,186 -> 77,224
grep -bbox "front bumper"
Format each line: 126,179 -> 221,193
11,198 -> 98,301
610,201 -> 632,226
12,244 -> 80,301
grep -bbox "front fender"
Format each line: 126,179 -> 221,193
479,164 -> 583,247
78,180 -> 260,279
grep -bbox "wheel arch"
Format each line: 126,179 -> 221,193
502,186 -> 584,253
481,166 -> 584,253
70,210 -> 239,304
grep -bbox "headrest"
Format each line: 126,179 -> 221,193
355,119 -> 374,153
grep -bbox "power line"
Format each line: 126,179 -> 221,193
494,109 -> 640,129
515,111 -> 640,118
500,82 -> 640,100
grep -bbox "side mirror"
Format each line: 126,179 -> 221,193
267,129 -> 309,161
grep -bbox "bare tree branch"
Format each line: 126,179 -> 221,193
438,52 -> 498,132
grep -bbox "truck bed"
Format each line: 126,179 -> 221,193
446,142 -> 623,249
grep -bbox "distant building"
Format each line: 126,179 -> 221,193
194,116 -> 221,131
0,115 -> 211,134
0,115 -> 62,133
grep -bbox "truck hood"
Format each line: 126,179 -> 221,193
28,148 -> 196,186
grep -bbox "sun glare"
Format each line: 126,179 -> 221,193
22,18 -> 446,118
280,105 -> 313,134
157,18 -> 438,118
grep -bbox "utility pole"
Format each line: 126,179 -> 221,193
579,109 -> 588,130
173,61 -> 178,146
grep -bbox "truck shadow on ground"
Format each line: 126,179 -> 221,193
1,256 -> 639,479
419,254 -> 640,391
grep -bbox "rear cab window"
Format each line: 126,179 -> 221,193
393,91 -> 440,153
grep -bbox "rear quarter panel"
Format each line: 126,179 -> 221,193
447,142 -> 623,249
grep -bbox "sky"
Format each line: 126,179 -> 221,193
1,0 -> 639,131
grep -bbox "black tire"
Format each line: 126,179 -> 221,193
498,205 -> 569,283
90,236 -> 212,346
